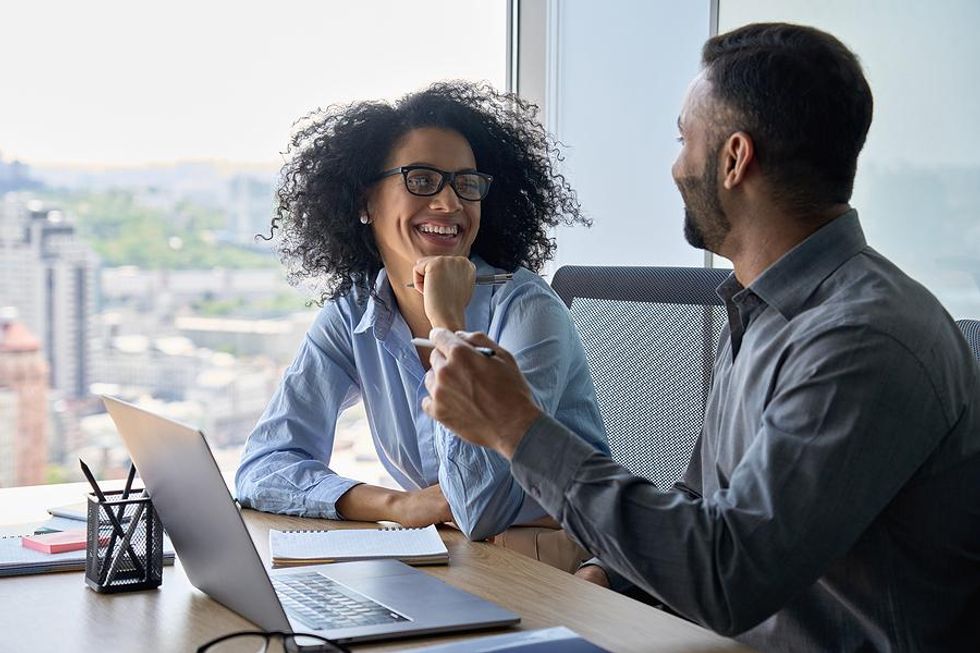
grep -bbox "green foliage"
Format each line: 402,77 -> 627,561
44,464 -> 72,485
39,189 -> 277,269
192,292 -> 308,318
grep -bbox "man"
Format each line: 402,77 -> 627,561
420,23 -> 980,652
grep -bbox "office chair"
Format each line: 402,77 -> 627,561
551,265 -> 730,488
956,319 -> 980,362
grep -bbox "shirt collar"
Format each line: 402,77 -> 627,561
352,255 -> 497,340
352,268 -> 396,338
747,208 -> 867,320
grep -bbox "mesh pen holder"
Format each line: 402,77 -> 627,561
85,489 -> 163,593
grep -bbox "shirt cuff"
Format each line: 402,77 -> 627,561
510,413 -> 597,519
304,476 -> 363,520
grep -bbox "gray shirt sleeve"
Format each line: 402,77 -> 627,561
509,325 -> 950,635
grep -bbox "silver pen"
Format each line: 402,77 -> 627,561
411,337 -> 496,358
406,273 -> 514,289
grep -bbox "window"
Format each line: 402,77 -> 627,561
717,0 -> 980,319
0,1 -> 507,488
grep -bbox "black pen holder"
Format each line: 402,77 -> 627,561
85,489 -> 163,593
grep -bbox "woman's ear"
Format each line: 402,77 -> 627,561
359,196 -> 374,225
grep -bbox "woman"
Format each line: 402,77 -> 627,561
236,81 -> 608,542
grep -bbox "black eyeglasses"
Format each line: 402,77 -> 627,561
197,630 -> 351,653
374,165 -> 493,202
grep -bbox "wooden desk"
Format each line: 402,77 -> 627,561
0,483 -> 751,652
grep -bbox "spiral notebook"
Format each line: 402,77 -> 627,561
268,524 -> 449,567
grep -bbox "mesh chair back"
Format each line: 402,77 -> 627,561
956,319 -> 980,362
552,266 -> 729,487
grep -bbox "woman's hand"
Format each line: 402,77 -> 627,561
412,256 -> 476,332
392,483 -> 454,528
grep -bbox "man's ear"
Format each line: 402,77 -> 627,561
722,131 -> 754,190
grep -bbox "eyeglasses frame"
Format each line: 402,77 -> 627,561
196,629 -> 352,653
374,165 -> 493,202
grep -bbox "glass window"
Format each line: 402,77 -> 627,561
0,1 -> 506,490
718,1 -> 980,319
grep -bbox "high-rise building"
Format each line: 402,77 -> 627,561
0,196 -> 98,397
0,309 -> 49,486
227,173 -> 274,245
0,151 -> 40,194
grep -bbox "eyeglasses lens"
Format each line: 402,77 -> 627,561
403,168 -> 488,201
203,632 -> 269,653
453,173 -> 488,201
404,168 -> 442,195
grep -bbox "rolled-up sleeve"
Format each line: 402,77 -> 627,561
435,285 -> 608,540
510,326 -> 948,635
235,307 -> 363,520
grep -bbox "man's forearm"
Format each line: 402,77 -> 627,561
507,414 -> 756,635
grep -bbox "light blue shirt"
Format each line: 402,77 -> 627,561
235,256 -> 609,540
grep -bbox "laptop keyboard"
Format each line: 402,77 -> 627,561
272,572 -> 410,631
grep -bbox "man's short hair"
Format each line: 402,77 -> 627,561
702,23 -> 874,212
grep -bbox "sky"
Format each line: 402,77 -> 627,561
0,0 -> 506,167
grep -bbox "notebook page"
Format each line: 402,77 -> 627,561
269,524 -> 447,561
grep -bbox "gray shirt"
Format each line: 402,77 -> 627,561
510,211 -> 980,651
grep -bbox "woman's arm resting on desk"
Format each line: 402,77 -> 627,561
236,308 -> 364,520
336,483 -> 453,526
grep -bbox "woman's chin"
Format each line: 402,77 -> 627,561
412,232 -> 473,258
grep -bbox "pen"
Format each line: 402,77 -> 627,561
79,458 -> 145,578
100,463 -> 137,584
406,273 -> 514,289
411,337 -> 495,358
103,490 -> 147,585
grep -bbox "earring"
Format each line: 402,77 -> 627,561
359,214 -> 371,225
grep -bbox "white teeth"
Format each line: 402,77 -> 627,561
417,224 -> 459,236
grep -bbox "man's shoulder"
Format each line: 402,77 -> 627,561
801,247 -> 949,343
790,249 -> 975,405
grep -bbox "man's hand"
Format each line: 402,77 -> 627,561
575,564 -> 611,588
412,256 -> 476,332
422,328 -> 542,459
392,483 -> 453,528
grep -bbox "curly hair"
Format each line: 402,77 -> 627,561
266,80 -> 588,304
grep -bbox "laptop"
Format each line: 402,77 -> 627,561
101,395 -> 519,645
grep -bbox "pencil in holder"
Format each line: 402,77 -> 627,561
85,489 -> 163,593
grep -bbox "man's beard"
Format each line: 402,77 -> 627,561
677,151 -> 730,253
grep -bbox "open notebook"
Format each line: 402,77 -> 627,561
268,524 -> 449,567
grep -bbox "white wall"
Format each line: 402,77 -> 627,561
519,1 -> 713,270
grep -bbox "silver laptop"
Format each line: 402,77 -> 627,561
101,395 -> 519,644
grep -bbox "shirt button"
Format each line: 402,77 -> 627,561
529,484 -> 540,497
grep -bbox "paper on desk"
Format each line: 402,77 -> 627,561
269,524 -> 448,565
406,626 -> 610,652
